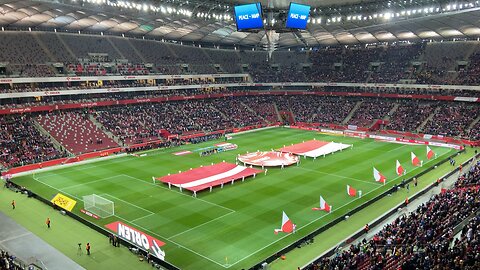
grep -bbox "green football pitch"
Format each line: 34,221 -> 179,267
12,127 -> 458,270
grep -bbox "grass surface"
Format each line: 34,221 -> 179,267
0,187 -> 154,270
12,127 -> 461,270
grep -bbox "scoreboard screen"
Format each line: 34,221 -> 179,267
234,3 -> 263,31
285,2 -> 311,29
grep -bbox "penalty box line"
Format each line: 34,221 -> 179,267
32,174 -> 156,222
32,175 -> 228,268
58,175 -> 125,192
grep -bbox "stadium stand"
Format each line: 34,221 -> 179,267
0,115 -> 66,169
0,249 -> 23,270
387,101 -> 437,132
347,100 -> 394,127
36,112 -> 118,154
1,32 -> 480,88
0,94 -> 478,169
421,104 -> 480,138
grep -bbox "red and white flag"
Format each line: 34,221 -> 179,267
312,196 -> 331,212
373,167 -> 386,184
274,211 -> 294,234
426,146 -> 435,160
411,152 -> 421,166
396,160 -> 404,176
347,185 -> 357,197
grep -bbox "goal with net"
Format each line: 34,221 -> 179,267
83,194 -> 115,218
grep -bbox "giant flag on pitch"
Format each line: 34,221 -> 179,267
274,211 -> 294,234
373,167 -> 386,184
312,196 -> 331,212
396,160 -> 405,176
347,185 -> 357,197
411,152 -> 421,166
426,146 -> 435,160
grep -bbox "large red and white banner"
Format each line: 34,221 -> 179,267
238,151 -> 299,167
105,221 -> 166,260
156,162 -> 262,192
279,140 -> 351,158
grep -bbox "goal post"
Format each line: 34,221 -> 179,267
83,194 -> 115,218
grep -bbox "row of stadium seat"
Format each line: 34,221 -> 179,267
1,95 -> 478,169
1,32 -> 480,85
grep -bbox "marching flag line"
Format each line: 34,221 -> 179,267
396,160 -> 405,176
373,167 -> 386,184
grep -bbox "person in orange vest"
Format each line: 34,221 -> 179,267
364,224 -> 369,234
86,243 -> 91,255
11,200 -> 15,210
46,218 -> 51,229
405,197 -> 409,205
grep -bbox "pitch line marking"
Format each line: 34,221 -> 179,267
167,211 -> 236,240
296,167 -> 381,186
30,149 -> 453,269
130,213 -> 156,223
34,157 -> 134,178
121,174 -> 236,213
58,175 -> 124,191
0,232 -> 33,244
112,215 -> 229,268
99,193 -> 155,215
225,184 -> 385,268
226,150 -> 451,267
32,173 -> 247,268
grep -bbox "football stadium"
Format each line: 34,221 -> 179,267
0,1 -> 479,270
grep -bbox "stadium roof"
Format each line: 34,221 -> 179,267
0,0 -> 479,48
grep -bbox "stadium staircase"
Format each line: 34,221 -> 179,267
88,114 -> 123,146
208,104 -> 227,119
384,103 -> 399,120
272,103 -> 283,122
55,33 -> 78,60
32,119 -> 72,156
279,111 -> 295,125
240,101 -> 268,123
200,49 -> 217,69
106,37 -> 126,60
467,114 -> 480,134
32,32 -> 56,63
416,106 -> 441,132
341,101 -> 363,125
125,39 -> 148,63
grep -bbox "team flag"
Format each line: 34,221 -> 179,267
312,196 -> 331,212
426,146 -> 435,160
411,152 -> 421,166
347,185 -> 357,197
373,167 -> 386,184
274,211 -> 294,234
396,160 -> 404,176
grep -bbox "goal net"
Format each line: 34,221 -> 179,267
83,194 -> 115,218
